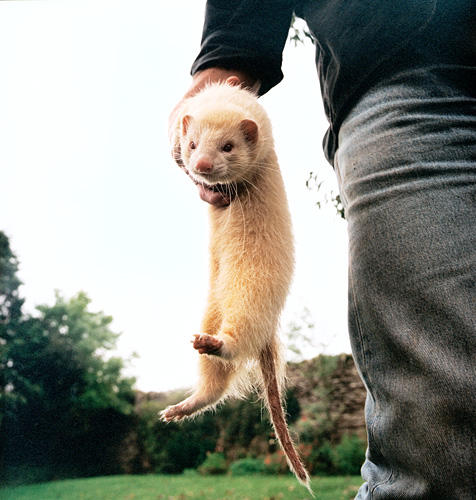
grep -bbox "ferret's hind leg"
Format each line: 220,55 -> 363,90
160,355 -> 235,422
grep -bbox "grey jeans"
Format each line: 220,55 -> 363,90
335,65 -> 476,499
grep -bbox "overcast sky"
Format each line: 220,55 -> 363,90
0,0 -> 349,392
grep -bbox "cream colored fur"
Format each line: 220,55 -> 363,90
161,83 -> 310,491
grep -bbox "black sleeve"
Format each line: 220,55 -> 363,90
191,0 -> 297,95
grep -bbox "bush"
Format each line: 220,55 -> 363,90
1,466 -> 59,486
182,468 -> 199,477
136,400 -> 218,474
197,452 -> 228,475
263,452 -> 290,475
332,434 -> 366,475
230,457 -> 265,476
312,441 -> 336,475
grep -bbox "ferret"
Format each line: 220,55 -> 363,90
161,79 -> 311,491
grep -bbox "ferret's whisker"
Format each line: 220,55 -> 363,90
234,181 -> 247,252
243,175 -> 265,198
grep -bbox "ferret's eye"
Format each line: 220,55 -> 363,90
222,143 -> 233,153
189,141 -> 196,150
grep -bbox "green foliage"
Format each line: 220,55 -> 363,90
220,389 -> 301,459
215,396 -> 271,456
306,172 -> 346,219
289,15 -> 315,46
262,452 -> 291,475
288,20 -> 346,221
134,383 -> 301,479
26,291 -> 135,414
197,452 -> 228,475
230,457 -> 266,476
135,351 -> 363,481
136,398 -> 218,474
303,435 -> 366,477
291,355 -> 340,449
312,441 -> 337,475
332,434 -> 366,476
1,233 -> 366,483
0,233 -> 136,482
0,465 -> 58,487
136,389 -> 301,477
295,402 -> 334,444
0,232 -> 27,422
287,354 -> 367,477
0,232 -> 24,327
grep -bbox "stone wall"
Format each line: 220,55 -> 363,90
287,354 -> 367,442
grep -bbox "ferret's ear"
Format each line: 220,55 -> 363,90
181,115 -> 193,135
240,119 -> 259,144
225,76 -> 241,87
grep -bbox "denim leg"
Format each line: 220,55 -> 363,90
335,67 -> 476,500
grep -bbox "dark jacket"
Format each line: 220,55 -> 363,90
191,0 -> 475,164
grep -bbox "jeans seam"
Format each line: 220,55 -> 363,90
371,470 -> 395,500
349,268 -> 371,389
472,435 -> 476,500
349,268 -> 395,499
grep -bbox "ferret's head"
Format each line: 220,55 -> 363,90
176,83 -> 273,205
179,111 -> 259,186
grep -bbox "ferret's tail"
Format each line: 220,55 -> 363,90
259,343 -> 313,495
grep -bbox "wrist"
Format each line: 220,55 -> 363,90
190,68 -> 259,96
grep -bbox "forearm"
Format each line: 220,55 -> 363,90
192,0 -> 296,95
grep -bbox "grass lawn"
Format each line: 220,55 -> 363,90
0,473 -> 362,500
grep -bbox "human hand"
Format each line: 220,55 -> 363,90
168,68 -> 258,207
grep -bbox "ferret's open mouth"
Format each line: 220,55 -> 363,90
196,181 -> 232,207
178,163 -> 236,207
201,182 -> 225,193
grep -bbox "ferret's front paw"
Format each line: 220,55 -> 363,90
192,334 -> 224,355
160,402 -> 193,422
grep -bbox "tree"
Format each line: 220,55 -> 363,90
0,255 -> 136,482
0,233 -> 24,326
0,232 -> 27,425
28,291 -> 136,415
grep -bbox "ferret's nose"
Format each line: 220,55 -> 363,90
195,159 -> 213,173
